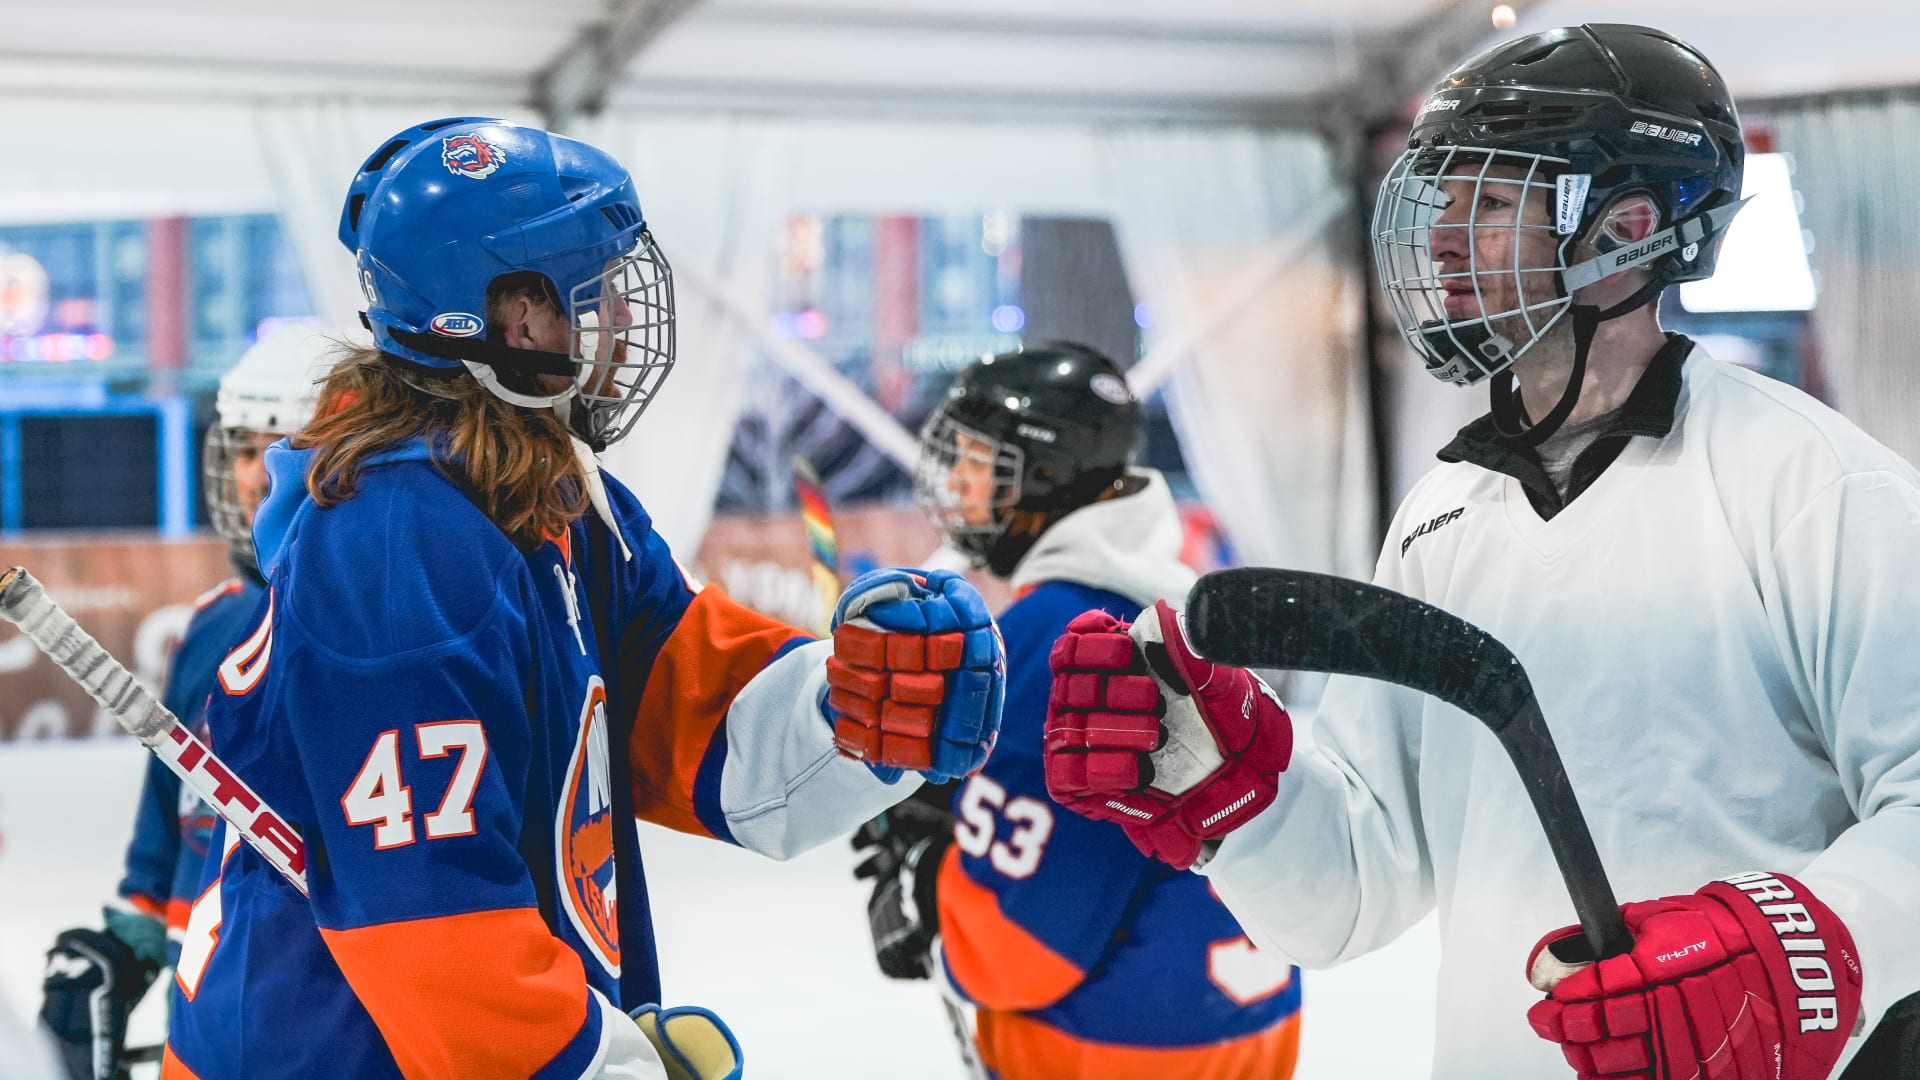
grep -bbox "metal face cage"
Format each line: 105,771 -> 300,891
913,411 -> 1025,566
567,228 -> 676,448
1373,144 -> 1583,386
203,425 -> 276,575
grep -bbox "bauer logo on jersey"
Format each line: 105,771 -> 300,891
556,676 -> 620,976
1401,506 -> 1465,556
441,133 -> 506,179
429,312 -> 484,337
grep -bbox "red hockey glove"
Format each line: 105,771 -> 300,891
1526,871 -> 1862,1080
825,568 -> 1004,783
1043,600 -> 1293,869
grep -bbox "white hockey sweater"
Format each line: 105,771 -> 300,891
1203,345 -> 1920,1078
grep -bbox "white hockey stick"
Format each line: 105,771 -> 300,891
930,940 -> 988,1080
0,566 -> 309,896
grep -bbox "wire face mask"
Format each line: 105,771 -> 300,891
203,426 -> 273,576
568,228 -> 675,449
913,412 -> 1025,566
1373,145 -> 1585,387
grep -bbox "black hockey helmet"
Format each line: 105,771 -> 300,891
915,341 -> 1141,576
1374,23 -> 1746,391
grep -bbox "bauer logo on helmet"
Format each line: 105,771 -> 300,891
1627,120 -> 1703,147
441,133 -> 506,179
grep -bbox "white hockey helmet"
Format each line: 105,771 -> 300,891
204,321 -> 344,574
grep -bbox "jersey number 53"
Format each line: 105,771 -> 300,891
953,774 -> 1054,879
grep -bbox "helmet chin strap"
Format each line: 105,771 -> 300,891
553,397 -> 632,562
1491,305 -> 1592,446
1487,196 -> 1748,446
1489,245 -> 1676,446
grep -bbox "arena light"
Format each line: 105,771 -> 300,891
1678,153 -> 1816,314
794,309 -> 830,339
0,331 -> 116,362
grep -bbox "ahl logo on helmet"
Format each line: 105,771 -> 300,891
430,312 -> 484,337
441,133 -> 506,179
1089,372 -> 1133,405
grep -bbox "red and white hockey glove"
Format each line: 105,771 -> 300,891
825,568 -> 1004,784
1526,871 -> 1862,1080
1043,600 -> 1293,869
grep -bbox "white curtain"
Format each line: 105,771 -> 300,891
571,115 -> 1378,569
1772,96 -> 1920,465
0,98 -> 278,223
253,100 -> 387,331
0,99 -> 1378,569
253,98 -> 535,339
1100,127 -> 1375,579
700,118 -> 1378,578
575,115 -> 793,555
247,101 -> 754,553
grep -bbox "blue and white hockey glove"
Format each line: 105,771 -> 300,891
629,1004 -> 742,1080
824,568 -> 1004,783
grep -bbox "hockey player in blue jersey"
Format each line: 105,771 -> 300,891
158,118 -> 1003,1080
37,322 -> 339,1080
853,342 -> 1300,1079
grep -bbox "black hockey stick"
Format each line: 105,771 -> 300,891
1184,567 -> 1633,960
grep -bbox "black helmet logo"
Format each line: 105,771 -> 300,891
1089,373 -> 1133,405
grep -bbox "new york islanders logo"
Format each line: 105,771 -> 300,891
556,677 -> 620,975
441,133 -> 505,180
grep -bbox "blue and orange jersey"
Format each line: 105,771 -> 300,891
117,572 -> 262,958
939,577 -> 1302,1080
164,439 -> 916,1080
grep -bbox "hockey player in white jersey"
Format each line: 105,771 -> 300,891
1041,23 -> 1920,1080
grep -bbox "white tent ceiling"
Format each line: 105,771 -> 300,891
1,0 -> 1915,127
0,0 -> 1443,122
0,1 -> 1912,227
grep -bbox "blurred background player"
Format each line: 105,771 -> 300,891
1044,24 -> 1920,1080
159,117 -> 1003,1080
36,322 -> 339,1080
852,341 -> 1301,1079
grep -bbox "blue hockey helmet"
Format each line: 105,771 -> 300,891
338,117 -> 675,449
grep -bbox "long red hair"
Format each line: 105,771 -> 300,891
294,346 -> 586,550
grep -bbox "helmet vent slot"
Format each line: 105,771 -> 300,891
1512,41 -> 1569,66
362,138 -> 410,174
600,205 -> 640,230
1461,102 -> 1585,135
347,193 -> 367,234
